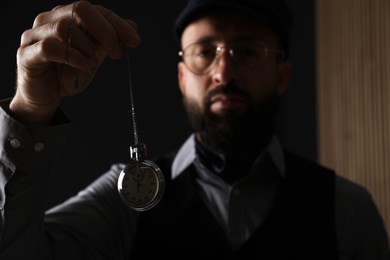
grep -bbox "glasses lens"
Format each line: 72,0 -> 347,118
232,41 -> 268,70
182,42 -> 216,74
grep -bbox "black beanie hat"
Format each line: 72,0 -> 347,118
174,0 -> 293,57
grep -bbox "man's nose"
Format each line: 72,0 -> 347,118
211,48 -> 238,85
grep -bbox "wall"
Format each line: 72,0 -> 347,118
317,0 -> 390,238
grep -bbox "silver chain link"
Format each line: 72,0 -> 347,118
125,48 -> 139,146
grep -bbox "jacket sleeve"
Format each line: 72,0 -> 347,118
0,99 -> 138,260
335,175 -> 390,260
0,98 -> 71,258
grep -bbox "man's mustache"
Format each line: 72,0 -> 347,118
204,84 -> 250,105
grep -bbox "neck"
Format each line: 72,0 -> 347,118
195,127 -> 275,183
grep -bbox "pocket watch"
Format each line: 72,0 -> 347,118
118,144 -> 165,211
117,49 -> 165,211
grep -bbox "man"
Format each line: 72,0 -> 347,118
0,0 -> 389,259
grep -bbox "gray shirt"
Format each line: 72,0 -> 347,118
0,99 -> 389,259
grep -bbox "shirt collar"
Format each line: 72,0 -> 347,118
171,134 -> 285,180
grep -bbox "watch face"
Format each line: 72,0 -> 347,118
118,159 -> 164,211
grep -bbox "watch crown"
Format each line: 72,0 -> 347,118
130,143 -> 147,161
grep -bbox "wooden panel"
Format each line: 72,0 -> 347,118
316,0 -> 390,238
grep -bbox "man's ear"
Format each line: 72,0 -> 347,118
277,61 -> 292,95
177,62 -> 186,95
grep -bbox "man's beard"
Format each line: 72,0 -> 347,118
182,84 -> 280,159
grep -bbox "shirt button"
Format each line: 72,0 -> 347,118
10,138 -> 21,149
34,142 -> 45,152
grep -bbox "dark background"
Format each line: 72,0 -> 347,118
0,0 -> 316,209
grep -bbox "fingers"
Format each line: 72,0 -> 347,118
15,1 -> 142,109
11,1 -> 143,124
19,37 -> 95,70
20,25 -> 98,71
26,1 -> 141,63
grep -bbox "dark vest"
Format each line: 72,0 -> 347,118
131,150 -> 339,259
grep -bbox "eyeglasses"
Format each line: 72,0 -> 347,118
178,40 -> 285,75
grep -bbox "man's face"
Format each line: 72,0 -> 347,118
177,11 -> 291,152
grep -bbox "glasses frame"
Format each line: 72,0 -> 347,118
178,40 -> 285,75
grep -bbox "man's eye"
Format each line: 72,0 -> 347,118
196,48 -> 214,58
